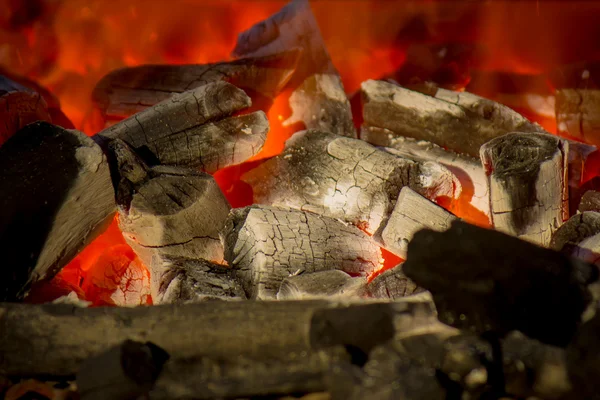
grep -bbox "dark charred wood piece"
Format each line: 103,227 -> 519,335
222,205 -> 381,299
480,132 -> 568,246
243,130 -> 459,235
97,81 -> 268,174
361,79 -> 546,158
232,0 -> 355,137
93,51 -> 300,123
566,312 -> 600,400
403,220 -> 597,347
550,211 -> 600,265
0,122 -> 115,301
277,270 -> 366,300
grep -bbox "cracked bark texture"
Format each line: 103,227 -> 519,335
556,88 -> 600,146
366,264 -> 424,300
550,211 -> 600,266
361,79 -> 546,158
362,126 -> 490,219
243,130 -> 459,235
222,205 -> 381,299
277,270 -> 367,300
151,256 -> 246,304
0,75 -> 51,145
231,0 -> 355,137
97,81 -> 268,174
376,187 -> 457,258
0,122 -> 115,301
118,165 -> 231,271
93,51 -> 299,124
480,132 -> 568,246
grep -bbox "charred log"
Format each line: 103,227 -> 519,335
93,51 -> 300,123
222,205 -> 381,299
97,81 -> 268,174
550,212 -> 600,265
0,75 -> 51,145
361,79 -> 546,158
243,130 -> 459,235
366,264 -> 424,300
277,270 -> 367,300
232,0 -> 355,137
375,186 -> 457,258
0,122 -> 115,301
403,220 -> 596,347
556,89 -> 600,146
480,132 -> 568,246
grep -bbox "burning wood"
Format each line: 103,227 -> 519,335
222,205 -> 381,299
97,81 -> 268,174
151,256 -> 246,304
556,89 -> 600,146
403,220 -> 596,347
232,0 -> 355,137
361,79 -> 546,158
277,270 -> 366,300
92,51 -> 300,124
0,75 -> 51,145
243,130 -> 459,235
375,186 -> 457,258
480,132 -> 568,246
366,264 -> 424,300
550,212 -> 600,266
0,121 -> 115,301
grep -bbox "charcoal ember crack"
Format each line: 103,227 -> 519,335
403,220 -> 596,347
480,132 -> 569,246
222,205 -> 381,299
361,79 -> 546,158
243,130 -> 459,235
0,121 -> 115,301
232,0 -> 355,137
277,270 -> 367,300
550,211 -> 600,265
92,50 -> 300,124
97,81 -> 268,173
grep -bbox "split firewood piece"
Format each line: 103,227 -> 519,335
366,264 -> 424,300
579,191 -> 600,213
76,340 -> 169,400
151,256 -> 246,304
0,300 -> 423,376
362,126 -> 490,219
361,79 -> 546,158
0,75 -> 51,145
375,187 -> 457,258
93,51 -> 300,123
403,220 -> 597,347
550,212 -> 600,265
223,205 -> 381,299
480,132 -> 569,246
277,270 -> 367,300
556,89 -> 600,146
97,81 -> 268,174
232,0 -> 355,137
243,130 -> 459,235
0,121 -> 115,301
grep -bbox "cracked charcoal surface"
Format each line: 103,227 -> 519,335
98,81 -> 267,174
480,132 -> 568,246
556,88 -> 600,147
223,205 -> 381,299
366,264 -> 424,300
243,130 -> 457,235
361,79 -> 545,158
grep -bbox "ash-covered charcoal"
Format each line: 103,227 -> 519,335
151,256 -> 246,304
277,270 -> 367,300
0,121 -> 115,301
403,220 -> 597,347
97,81 -> 268,174
580,190 -> 600,213
0,74 -> 51,145
556,89 -> 600,146
76,340 -> 169,400
222,205 -> 381,299
232,0 -> 355,137
361,79 -> 546,158
366,264 -> 424,300
550,212 -> 600,266
118,165 -> 231,271
243,130 -> 459,235
480,132 -> 568,246
93,51 -> 300,124
375,186 -> 457,258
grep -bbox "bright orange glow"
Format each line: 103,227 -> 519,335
369,248 -> 404,282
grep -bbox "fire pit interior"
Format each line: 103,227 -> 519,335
2,0 -> 600,399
